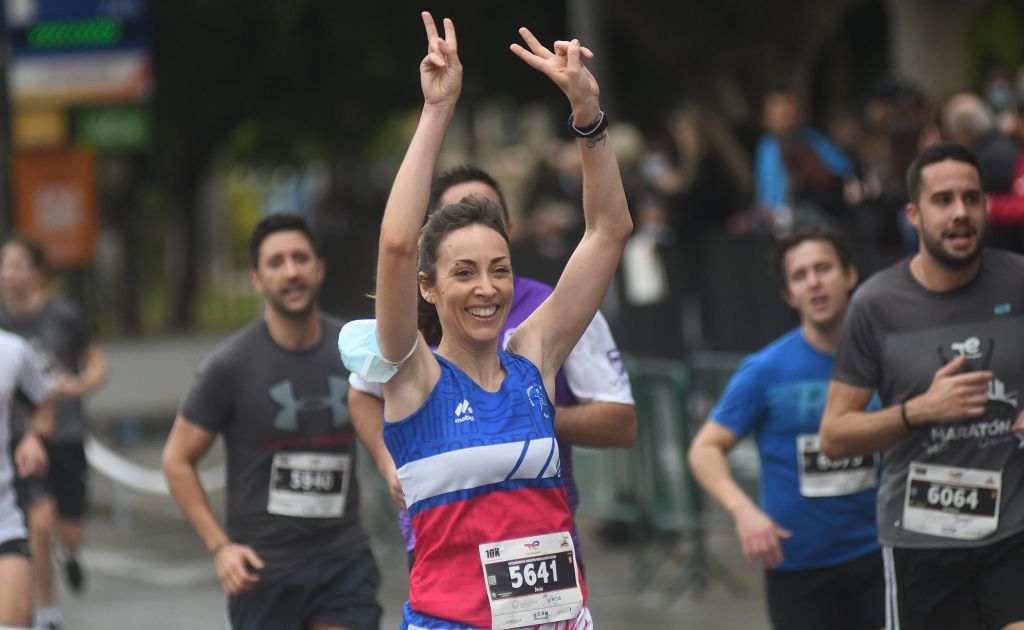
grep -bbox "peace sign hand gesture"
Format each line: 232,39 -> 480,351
510,28 -> 600,125
420,12 -> 461,109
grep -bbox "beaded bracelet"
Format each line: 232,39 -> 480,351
567,111 -> 608,138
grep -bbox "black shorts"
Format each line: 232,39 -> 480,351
0,538 -> 30,559
228,547 -> 381,630
765,549 -> 884,630
885,529 -> 1024,630
14,440 -> 88,519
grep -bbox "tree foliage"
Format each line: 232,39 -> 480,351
141,1 -> 576,328
136,0 -> 941,331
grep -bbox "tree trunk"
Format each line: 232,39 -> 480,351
105,155 -> 147,335
168,159 -> 203,331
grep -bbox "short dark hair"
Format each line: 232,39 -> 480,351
431,165 -> 510,223
417,195 -> 510,345
247,213 -> 319,269
773,227 -> 853,289
0,234 -> 47,274
906,142 -> 980,204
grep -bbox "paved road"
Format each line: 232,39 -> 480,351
54,336 -> 770,628
50,434 -> 770,630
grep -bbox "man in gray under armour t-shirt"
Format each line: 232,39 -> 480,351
821,142 -> 1024,630
163,214 -> 381,630
179,315 -> 367,580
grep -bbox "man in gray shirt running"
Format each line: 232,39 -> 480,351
163,214 -> 381,630
821,142 -> 1024,630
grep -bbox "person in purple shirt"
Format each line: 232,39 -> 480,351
349,165 -> 637,567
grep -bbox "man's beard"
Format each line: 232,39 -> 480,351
920,226 -> 983,269
267,286 -> 318,320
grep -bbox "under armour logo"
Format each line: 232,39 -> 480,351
269,376 -> 349,431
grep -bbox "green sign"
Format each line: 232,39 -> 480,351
26,18 -> 126,49
76,107 -> 151,151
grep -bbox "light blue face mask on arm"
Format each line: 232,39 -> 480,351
337,319 -> 418,383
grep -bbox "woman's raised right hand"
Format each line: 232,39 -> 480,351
419,12 -> 462,109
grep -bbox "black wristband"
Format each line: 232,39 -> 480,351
567,111 -> 608,138
899,401 -> 914,432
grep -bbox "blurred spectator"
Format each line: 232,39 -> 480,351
753,90 -> 854,234
638,103 -> 753,350
607,120 -> 648,213
1014,65 -> 1024,140
825,110 -> 899,271
878,122 -> 926,259
509,196 -> 579,288
510,135 -> 583,287
779,129 -> 848,229
862,71 -> 930,135
644,102 -> 752,236
941,92 -> 1024,251
942,92 -> 1018,192
983,66 -> 1018,135
856,74 -> 929,260
514,116 -> 639,287
614,191 -> 685,359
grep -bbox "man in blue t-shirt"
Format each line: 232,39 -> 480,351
688,228 -> 882,630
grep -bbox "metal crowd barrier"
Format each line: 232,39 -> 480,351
574,352 -> 749,602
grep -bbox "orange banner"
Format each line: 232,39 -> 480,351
12,148 -> 99,268
12,110 -> 68,150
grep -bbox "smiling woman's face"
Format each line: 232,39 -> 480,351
421,223 -> 513,347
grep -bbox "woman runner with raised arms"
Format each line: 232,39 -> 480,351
350,11 -> 631,629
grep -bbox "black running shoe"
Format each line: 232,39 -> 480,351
63,553 -> 84,593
